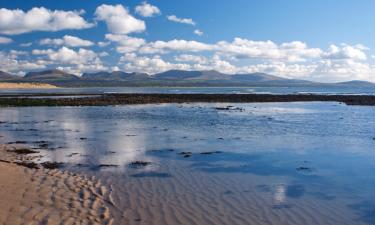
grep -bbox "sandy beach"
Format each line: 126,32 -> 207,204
0,144 -> 114,225
0,83 -> 57,89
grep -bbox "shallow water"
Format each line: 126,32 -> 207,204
1,102 -> 375,224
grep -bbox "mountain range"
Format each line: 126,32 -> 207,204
0,69 -> 374,87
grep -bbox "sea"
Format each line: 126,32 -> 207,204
0,86 -> 375,224
1,85 -> 375,95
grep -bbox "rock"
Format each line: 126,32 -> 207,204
128,161 -> 152,168
41,161 -> 64,169
8,148 -> 39,154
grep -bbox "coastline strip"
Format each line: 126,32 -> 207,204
0,93 -> 375,106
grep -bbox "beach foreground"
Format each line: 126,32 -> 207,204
0,144 -> 114,225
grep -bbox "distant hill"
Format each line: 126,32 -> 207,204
82,71 -> 150,81
153,70 -> 229,80
0,71 -> 14,80
24,69 -> 80,81
152,70 -> 315,85
1,69 -> 375,87
334,80 -> 375,86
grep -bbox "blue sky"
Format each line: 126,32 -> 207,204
0,0 -> 374,82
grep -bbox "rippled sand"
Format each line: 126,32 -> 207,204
0,145 -> 114,225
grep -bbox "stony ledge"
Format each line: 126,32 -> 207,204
0,93 -> 374,106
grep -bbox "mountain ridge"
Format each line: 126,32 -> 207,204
0,69 -> 374,87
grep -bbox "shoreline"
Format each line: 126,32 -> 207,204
0,93 -> 375,106
0,144 -> 115,225
0,82 -> 57,89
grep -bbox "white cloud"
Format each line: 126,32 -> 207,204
323,44 -> 367,61
95,4 -> 145,34
56,63 -> 108,75
9,50 -> 28,57
140,39 -> 212,54
32,47 -> 101,65
20,42 -> 32,47
98,41 -> 110,47
105,33 -> 146,53
167,15 -> 195,25
0,36 -> 12,44
32,49 -> 54,55
99,51 -> 109,57
193,55 -> 237,74
135,2 -> 161,17
31,47 -> 107,74
39,35 -> 94,47
174,54 -> 207,63
215,38 -> 322,62
194,29 -> 203,36
0,7 -> 93,35
134,38 -> 323,63
48,47 -> 98,64
121,53 -> 190,74
0,51 -> 47,73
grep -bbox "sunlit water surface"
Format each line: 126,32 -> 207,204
2,85 -> 375,95
1,102 -> 375,224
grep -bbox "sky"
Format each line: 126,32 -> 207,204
0,0 -> 375,82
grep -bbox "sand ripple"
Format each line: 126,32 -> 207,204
0,145 -> 114,225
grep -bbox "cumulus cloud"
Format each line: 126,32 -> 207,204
215,38 -> 322,62
194,29 -> 203,36
167,15 -> 195,25
174,54 -> 207,63
121,53 -> 190,74
31,47 -> 107,74
135,2 -> 161,17
133,38 -> 322,63
45,47 -> 98,64
95,4 -> 145,34
0,36 -> 12,44
105,33 -> 146,53
322,44 -> 367,61
20,42 -> 32,47
140,39 -> 212,54
0,51 -> 47,73
0,7 -> 93,35
39,35 -> 94,47
98,41 -> 110,47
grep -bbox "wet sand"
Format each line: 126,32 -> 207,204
0,93 -> 375,106
0,82 -> 57,89
0,144 -> 114,225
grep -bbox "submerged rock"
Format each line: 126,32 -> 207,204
128,161 -> 152,168
16,161 -> 39,169
41,161 -> 64,169
8,148 -> 39,155
179,151 -> 193,158
200,151 -> 222,155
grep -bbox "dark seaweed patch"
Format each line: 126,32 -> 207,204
128,161 -> 152,168
179,151 -> 192,158
8,148 -> 39,154
7,141 -> 28,144
200,151 -> 222,155
41,161 -> 64,169
16,161 -> 39,169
